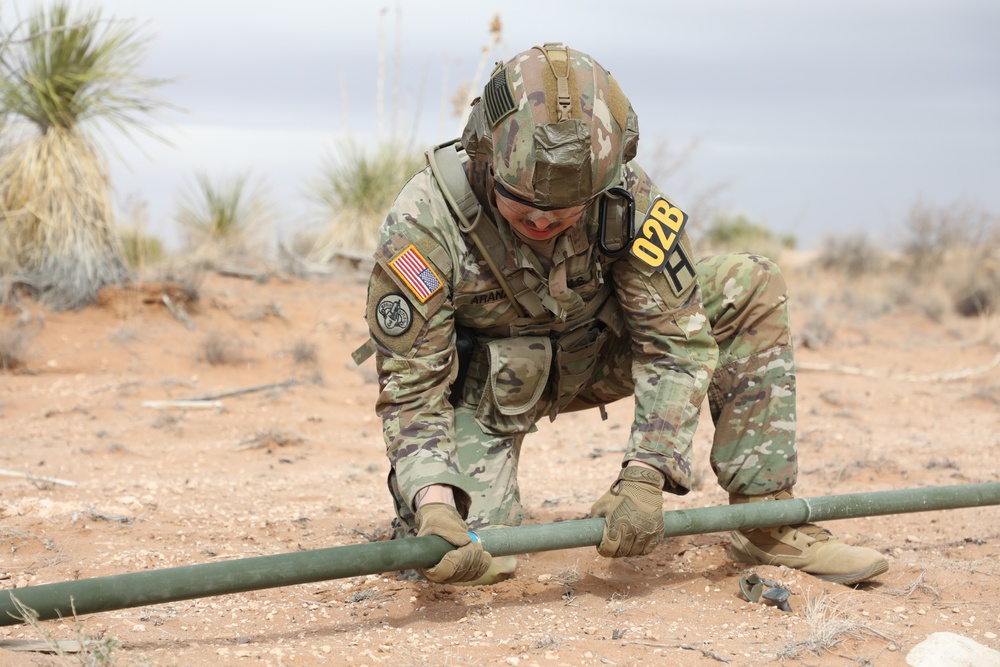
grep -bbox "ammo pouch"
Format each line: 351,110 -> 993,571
551,320 -> 612,415
471,336 -> 552,435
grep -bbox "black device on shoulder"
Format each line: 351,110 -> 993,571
597,187 -> 636,258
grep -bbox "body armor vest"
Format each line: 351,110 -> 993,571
427,141 -> 626,418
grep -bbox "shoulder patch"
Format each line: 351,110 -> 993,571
629,232 -> 698,306
367,267 -> 426,356
389,244 -> 443,303
663,237 -> 697,297
629,196 -> 688,272
375,293 -> 413,337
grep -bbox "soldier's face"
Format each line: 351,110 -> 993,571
495,191 -> 587,241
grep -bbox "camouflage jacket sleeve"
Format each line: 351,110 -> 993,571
612,162 -> 719,495
366,167 -> 474,515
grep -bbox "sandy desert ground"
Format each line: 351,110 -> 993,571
1,259 -> 998,666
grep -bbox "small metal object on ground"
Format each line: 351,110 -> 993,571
739,573 -> 792,612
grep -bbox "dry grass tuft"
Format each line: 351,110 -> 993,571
776,592 -> 897,661
199,332 -> 247,366
238,428 -> 304,451
7,595 -> 121,665
291,340 -> 318,365
881,571 -> 941,600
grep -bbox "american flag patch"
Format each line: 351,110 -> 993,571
388,244 -> 442,303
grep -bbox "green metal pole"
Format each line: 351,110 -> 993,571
1,482 -> 997,626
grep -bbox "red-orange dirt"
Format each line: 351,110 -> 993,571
2,264 -> 998,666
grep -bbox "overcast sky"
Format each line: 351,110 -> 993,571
8,0 -> 999,250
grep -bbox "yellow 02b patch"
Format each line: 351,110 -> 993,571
629,196 -> 688,272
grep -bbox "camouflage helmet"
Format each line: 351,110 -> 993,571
461,42 -> 639,208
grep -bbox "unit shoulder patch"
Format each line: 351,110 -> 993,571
367,267 -> 426,356
375,293 -> 413,337
629,196 -> 688,272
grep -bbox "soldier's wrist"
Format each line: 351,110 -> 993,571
414,484 -> 456,509
620,464 -> 665,488
624,461 -> 659,473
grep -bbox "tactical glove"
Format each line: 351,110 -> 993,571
415,503 -> 492,584
590,466 -> 665,558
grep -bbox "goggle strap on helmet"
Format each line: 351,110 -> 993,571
535,43 -> 573,122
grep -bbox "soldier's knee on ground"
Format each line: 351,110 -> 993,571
451,525 -> 518,586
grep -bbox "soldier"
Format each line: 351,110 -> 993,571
357,43 -> 888,586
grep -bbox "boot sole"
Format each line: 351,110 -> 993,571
812,558 -> 889,585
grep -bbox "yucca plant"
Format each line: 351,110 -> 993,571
0,2 -> 168,310
174,171 -> 273,261
305,137 -> 424,262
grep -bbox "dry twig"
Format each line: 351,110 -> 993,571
162,293 -> 195,330
623,641 -> 731,663
184,379 -> 299,401
141,400 -> 222,410
798,350 -> 1000,382
0,468 -> 77,487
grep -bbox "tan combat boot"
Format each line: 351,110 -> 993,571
728,490 -> 889,585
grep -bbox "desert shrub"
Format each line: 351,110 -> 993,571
699,212 -> 796,258
815,233 -> 887,277
952,261 -> 999,316
175,172 -> 274,261
898,199 -> 997,275
303,138 -> 424,261
898,199 -> 999,316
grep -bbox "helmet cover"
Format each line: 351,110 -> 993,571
462,43 -> 639,208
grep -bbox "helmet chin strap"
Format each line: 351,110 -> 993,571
534,44 -> 572,122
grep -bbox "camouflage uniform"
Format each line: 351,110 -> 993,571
365,154 -> 797,535
360,43 -> 887,589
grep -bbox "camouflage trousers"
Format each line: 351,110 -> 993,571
390,252 -> 798,535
